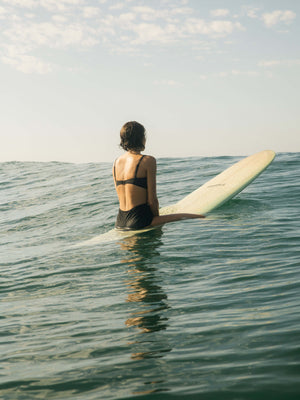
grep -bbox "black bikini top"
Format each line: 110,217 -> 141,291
114,155 -> 147,189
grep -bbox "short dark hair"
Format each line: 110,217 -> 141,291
120,121 -> 145,152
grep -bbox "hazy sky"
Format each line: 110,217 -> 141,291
1,0 -> 299,162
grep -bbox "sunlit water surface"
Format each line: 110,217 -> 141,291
1,153 -> 299,399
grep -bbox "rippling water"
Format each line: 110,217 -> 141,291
1,153 -> 299,400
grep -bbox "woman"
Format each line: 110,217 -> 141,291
113,121 -> 205,230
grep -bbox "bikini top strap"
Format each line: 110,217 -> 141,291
113,159 -> 117,180
134,155 -> 145,178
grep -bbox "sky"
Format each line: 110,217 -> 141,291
0,0 -> 299,163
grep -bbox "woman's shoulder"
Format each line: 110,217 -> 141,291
143,154 -> 156,164
114,153 -> 127,165
142,155 -> 156,173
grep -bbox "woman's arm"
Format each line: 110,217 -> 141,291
146,156 -> 159,216
145,156 -> 206,227
112,163 -> 117,189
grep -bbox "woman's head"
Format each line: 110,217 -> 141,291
120,121 -> 146,152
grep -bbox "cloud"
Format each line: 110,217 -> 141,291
258,60 -> 281,67
258,59 -> 300,67
52,14 -> 69,23
130,23 -> 176,45
244,7 -> 260,19
0,45 -> 53,73
154,79 -> 182,87
262,10 -> 296,27
4,21 -> 98,48
109,3 -> 124,11
82,7 -> 100,19
0,0 -> 257,74
1,0 -> 36,7
184,19 -> 243,36
231,69 -> 259,77
171,7 -> 193,16
210,9 -> 230,18
131,5 -> 192,22
1,0 -> 83,11
25,13 -> 36,19
97,6 -> 244,50
215,70 -> 258,78
0,5 -> 7,16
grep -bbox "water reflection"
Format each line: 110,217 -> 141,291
119,228 -> 171,361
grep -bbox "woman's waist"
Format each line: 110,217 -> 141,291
119,202 -> 149,213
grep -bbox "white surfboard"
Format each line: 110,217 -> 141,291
77,150 -> 275,245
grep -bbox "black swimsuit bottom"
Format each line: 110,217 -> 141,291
115,203 -> 154,230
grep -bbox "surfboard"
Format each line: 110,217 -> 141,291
77,150 -> 275,245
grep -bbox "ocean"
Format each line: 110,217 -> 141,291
1,153 -> 299,400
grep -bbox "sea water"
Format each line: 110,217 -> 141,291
0,153 -> 299,400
